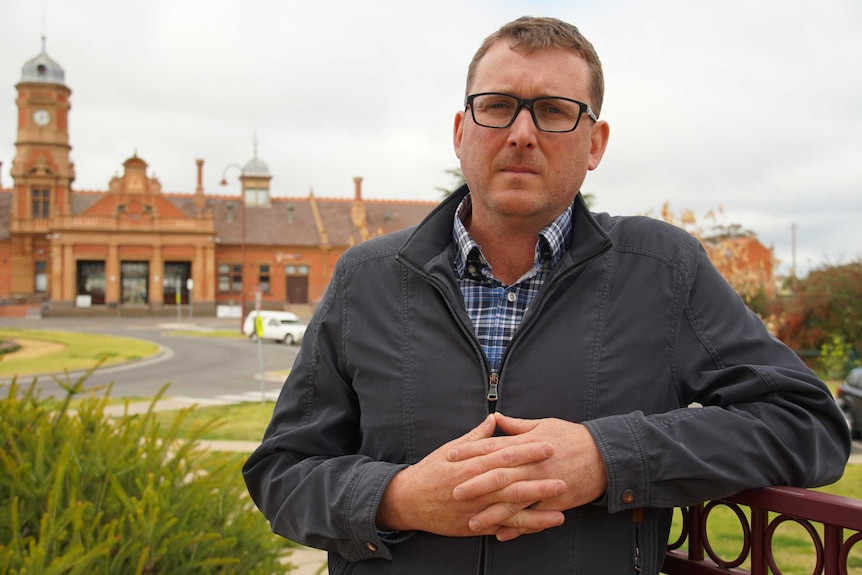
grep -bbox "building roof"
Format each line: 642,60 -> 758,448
20,38 -> 66,86
167,192 -> 437,248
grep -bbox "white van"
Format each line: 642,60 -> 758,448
242,310 -> 307,345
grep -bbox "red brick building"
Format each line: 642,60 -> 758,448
0,42 -> 437,318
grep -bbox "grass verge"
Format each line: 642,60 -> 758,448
153,400 -> 276,441
0,328 -> 160,377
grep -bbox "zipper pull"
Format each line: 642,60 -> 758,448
487,372 -> 499,403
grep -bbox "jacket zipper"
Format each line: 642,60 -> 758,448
632,508 -> 644,573
487,372 -> 499,412
490,240 -> 612,410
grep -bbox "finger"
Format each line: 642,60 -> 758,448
448,434 -> 552,463
460,413 -> 497,442
468,503 -> 565,534
443,415 -> 497,457
493,412 -> 540,435
452,444 -> 557,500
454,467 -> 566,502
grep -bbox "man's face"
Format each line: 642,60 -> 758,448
454,41 -> 609,227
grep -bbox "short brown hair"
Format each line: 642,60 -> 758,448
465,16 -> 605,117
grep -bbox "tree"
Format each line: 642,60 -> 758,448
773,261 -> 862,362
436,168 -> 466,196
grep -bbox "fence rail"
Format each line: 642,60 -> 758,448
662,486 -> 862,574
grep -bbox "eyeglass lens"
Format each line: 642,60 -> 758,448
470,94 -> 584,132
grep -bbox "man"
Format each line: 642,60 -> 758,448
243,16 -> 849,574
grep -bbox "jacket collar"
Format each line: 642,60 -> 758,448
397,184 -> 613,276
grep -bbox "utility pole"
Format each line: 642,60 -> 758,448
790,222 -> 797,279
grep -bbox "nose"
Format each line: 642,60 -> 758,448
507,105 -> 538,147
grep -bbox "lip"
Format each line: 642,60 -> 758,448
501,165 -> 538,175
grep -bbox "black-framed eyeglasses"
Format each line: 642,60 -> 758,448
465,92 -> 598,133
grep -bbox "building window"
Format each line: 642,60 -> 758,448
218,263 -> 242,293
245,188 -> 269,207
35,261 -> 47,292
226,202 -> 234,222
32,188 -> 50,219
259,264 -> 270,293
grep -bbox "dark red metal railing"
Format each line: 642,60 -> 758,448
662,486 -> 862,575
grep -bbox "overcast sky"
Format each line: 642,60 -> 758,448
2,0 -> 860,277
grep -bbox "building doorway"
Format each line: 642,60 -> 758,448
163,262 -> 191,305
76,260 -> 106,305
121,261 -> 149,305
285,264 -> 309,304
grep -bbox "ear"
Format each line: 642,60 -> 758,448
587,120 -> 610,171
453,110 -> 465,159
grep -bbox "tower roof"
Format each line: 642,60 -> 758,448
243,156 -> 271,177
242,136 -> 271,177
21,37 -> 65,86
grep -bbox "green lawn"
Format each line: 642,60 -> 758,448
154,401 -> 276,441
0,328 -> 160,377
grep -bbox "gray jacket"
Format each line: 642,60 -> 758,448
243,188 -> 849,574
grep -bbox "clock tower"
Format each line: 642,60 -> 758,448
8,37 -> 75,298
11,37 -> 75,222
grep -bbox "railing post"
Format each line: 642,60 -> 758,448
823,525 -> 841,575
689,504 -> 705,561
750,507 -> 767,575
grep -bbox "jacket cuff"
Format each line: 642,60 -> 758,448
583,413 -> 650,514
345,462 -> 410,561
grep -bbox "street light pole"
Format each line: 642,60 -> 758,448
221,164 -> 245,332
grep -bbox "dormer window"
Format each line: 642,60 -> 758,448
245,188 -> 269,207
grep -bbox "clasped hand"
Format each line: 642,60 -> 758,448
375,412 -> 608,541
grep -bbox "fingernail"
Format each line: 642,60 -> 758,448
447,448 -> 458,461
453,487 -> 464,501
469,518 -> 482,531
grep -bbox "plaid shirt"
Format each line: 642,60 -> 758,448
453,195 -> 573,373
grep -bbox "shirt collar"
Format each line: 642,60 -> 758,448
452,194 -> 573,279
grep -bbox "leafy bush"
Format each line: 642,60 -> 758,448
0,339 -> 22,356
819,334 -> 858,380
0,370 -> 292,574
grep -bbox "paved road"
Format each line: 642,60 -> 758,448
0,315 -> 300,401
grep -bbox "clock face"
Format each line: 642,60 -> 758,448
32,109 -> 50,126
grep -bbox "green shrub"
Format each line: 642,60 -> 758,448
819,334 -> 858,380
0,339 -> 22,356
0,369 -> 292,574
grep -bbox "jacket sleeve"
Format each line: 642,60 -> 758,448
242,261 -> 407,561
584,240 -> 851,514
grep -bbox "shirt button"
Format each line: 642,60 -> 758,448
506,292 -> 517,303
621,489 -> 635,504
366,542 -> 378,552
467,265 -> 477,275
